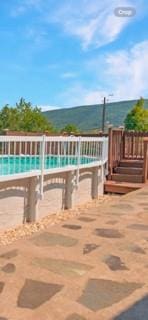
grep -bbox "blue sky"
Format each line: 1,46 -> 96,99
0,0 -> 148,110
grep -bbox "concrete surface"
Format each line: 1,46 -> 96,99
0,187 -> 148,319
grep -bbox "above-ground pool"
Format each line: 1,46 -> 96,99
0,155 -> 99,176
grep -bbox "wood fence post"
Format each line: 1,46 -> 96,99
143,139 -> 148,183
108,127 -> 113,178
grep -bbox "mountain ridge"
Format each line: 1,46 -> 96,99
43,99 -> 148,131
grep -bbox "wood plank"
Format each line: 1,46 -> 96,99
119,160 -> 143,168
111,173 -> 143,183
104,180 -> 144,194
114,167 -> 143,175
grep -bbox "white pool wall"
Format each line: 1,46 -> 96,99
0,165 -> 105,230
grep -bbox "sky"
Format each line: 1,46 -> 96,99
0,0 -> 148,110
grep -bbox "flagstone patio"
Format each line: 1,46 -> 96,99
0,187 -> 148,319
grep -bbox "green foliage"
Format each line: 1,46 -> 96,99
124,98 -> 148,131
0,98 -> 54,132
43,100 -> 148,132
61,123 -> 80,134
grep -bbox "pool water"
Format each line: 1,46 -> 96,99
0,155 -> 98,175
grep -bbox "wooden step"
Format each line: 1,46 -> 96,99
119,159 -> 143,168
111,173 -> 143,183
114,166 -> 143,175
104,180 -> 143,194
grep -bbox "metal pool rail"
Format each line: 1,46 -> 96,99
0,135 -> 108,196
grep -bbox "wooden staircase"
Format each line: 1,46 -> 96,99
104,129 -> 148,194
104,159 -> 145,194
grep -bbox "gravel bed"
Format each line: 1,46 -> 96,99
0,195 -> 119,246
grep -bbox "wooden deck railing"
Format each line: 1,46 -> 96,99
108,128 -> 124,177
108,128 -> 148,181
123,131 -> 148,159
143,138 -> 148,182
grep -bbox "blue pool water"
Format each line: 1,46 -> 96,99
0,155 -> 97,175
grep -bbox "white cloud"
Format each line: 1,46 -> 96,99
58,40 -> 148,106
11,0 -> 143,49
39,105 -> 60,112
61,72 -> 77,79
9,1 -> 147,106
24,26 -> 49,48
105,40 -> 148,100
49,0 -> 138,49
58,83 -> 108,106
11,0 -> 42,16
83,90 -> 108,105
11,5 -> 26,17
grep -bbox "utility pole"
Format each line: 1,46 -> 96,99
102,97 -> 106,132
101,94 -> 113,132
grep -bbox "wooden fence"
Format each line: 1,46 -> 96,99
108,128 -> 148,182
123,131 -> 148,159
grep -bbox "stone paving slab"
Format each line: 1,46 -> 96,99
0,187 -> 148,319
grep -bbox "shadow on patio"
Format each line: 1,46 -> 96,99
114,294 -> 148,320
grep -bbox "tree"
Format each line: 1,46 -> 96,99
124,98 -> 148,131
61,123 -> 80,134
0,98 -> 54,132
